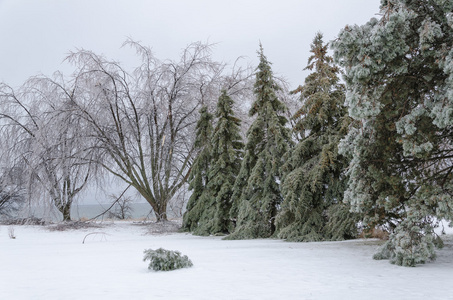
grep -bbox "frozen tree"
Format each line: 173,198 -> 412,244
67,41 -> 248,221
276,33 -> 358,242
108,195 -> 134,220
0,121 -> 26,218
207,90 -> 244,234
0,172 -> 24,218
226,45 -> 292,239
182,106 -> 214,233
0,78 -> 95,221
332,0 -> 453,265
183,91 -> 244,235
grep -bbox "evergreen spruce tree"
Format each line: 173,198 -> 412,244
226,45 -> 292,240
182,106 -> 213,233
275,33 -> 358,242
206,90 -> 244,234
332,0 -> 453,266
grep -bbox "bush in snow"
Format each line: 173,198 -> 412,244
373,214 -> 443,267
143,248 -> 193,271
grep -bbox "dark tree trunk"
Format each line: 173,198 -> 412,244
61,203 -> 72,221
154,201 -> 168,222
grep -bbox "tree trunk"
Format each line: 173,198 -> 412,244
61,204 -> 72,222
154,201 -> 168,222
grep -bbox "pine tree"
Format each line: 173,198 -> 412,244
182,106 -> 213,233
206,90 -> 244,234
226,45 -> 292,240
275,33 -> 357,242
332,0 -> 453,266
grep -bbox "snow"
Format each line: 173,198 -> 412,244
1,222 -> 452,300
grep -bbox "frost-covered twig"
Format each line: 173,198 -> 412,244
82,232 -> 108,244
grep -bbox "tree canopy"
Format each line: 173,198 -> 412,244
332,0 -> 453,266
182,106 -> 214,234
276,33 -> 357,242
226,46 -> 292,240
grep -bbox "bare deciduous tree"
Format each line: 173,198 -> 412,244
0,173 -> 24,219
0,127 -> 26,219
108,195 -> 134,220
0,77 -> 97,221
67,41 -> 251,221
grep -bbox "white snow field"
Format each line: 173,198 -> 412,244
1,222 -> 452,300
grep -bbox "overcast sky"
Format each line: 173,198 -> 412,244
0,0 -> 380,89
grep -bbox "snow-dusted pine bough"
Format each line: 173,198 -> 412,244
143,248 -> 193,271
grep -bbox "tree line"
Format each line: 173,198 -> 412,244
1,0 -> 452,266
183,38 -> 357,242
183,1 -> 453,267
0,41 -> 255,221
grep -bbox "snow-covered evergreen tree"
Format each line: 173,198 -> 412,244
276,33 -> 357,242
183,92 -> 243,236
226,45 -> 292,240
207,90 -> 244,234
182,106 -> 213,233
332,0 -> 453,266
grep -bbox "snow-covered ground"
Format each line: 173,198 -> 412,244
1,222 -> 452,300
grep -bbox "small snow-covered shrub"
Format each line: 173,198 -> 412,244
373,214 -> 441,267
143,248 -> 193,271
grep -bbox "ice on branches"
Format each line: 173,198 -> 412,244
143,248 -> 193,271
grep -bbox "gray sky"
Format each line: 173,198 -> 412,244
0,0 -> 380,89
